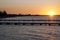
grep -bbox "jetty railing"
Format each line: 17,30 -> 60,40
0,20 -> 60,26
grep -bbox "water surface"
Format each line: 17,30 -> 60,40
0,25 -> 60,40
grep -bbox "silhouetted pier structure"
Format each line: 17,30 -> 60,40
0,20 -> 60,26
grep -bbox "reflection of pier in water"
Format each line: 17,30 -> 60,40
0,20 -> 60,26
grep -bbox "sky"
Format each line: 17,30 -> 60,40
0,0 -> 60,15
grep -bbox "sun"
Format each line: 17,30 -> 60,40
48,10 -> 55,16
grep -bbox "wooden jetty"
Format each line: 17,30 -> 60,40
0,20 -> 60,26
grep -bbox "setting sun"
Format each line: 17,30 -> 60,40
48,10 -> 56,16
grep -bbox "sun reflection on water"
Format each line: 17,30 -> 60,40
49,15 -> 54,20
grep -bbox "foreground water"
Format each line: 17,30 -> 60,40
0,25 -> 60,40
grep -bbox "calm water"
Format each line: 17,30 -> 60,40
1,16 -> 60,20
0,16 -> 60,40
0,25 -> 60,40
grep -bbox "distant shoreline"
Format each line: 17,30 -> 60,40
0,11 -> 60,18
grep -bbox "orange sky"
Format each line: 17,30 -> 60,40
0,0 -> 60,15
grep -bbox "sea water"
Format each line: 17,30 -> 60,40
0,25 -> 60,40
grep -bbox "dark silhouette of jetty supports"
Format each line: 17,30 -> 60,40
0,20 -> 60,26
